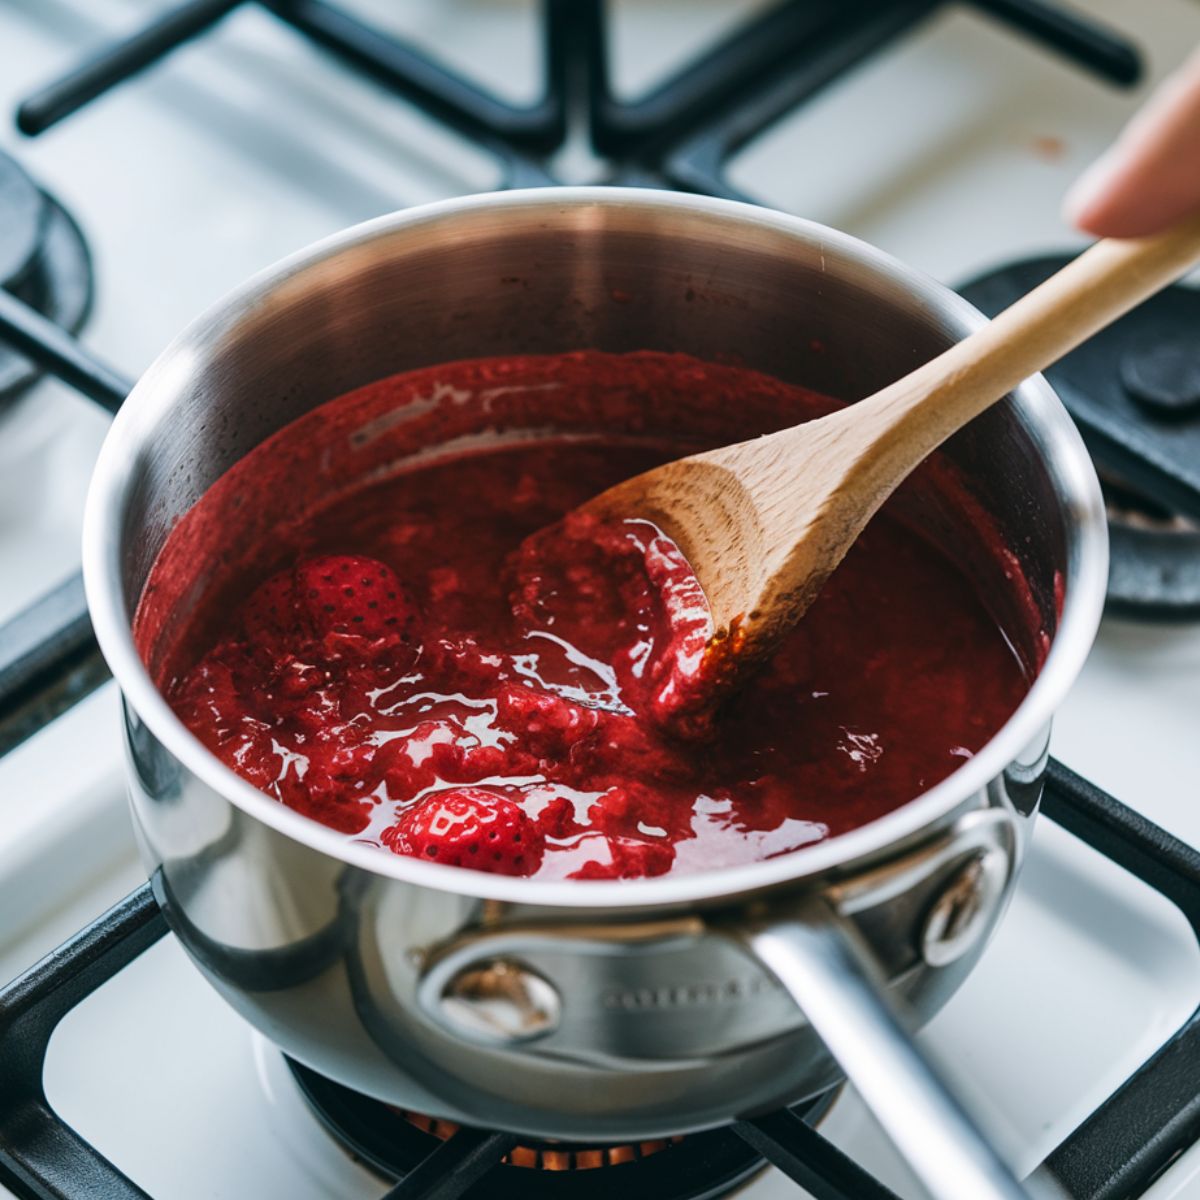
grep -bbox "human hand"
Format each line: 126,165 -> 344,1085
1065,45 -> 1200,237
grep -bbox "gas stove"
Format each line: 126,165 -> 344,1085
2,2 -> 1200,1199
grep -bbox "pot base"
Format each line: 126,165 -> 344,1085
287,1057 -> 839,1198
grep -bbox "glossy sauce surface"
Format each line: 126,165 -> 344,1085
158,357 -> 1032,880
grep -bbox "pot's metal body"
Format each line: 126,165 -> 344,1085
83,189 -> 1106,1143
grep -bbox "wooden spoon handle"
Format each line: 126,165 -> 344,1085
850,212 -> 1200,483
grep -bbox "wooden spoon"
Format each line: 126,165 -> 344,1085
584,215 -> 1200,684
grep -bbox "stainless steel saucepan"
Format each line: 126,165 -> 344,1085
82,188 -> 1107,1200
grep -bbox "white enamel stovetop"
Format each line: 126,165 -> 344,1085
1,2 -> 1199,1198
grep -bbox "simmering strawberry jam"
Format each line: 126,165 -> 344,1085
141,351 -> 1035,881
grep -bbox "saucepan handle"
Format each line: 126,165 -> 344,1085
739,896 -> 1049,1200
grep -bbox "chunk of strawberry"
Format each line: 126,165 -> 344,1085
293,555 -> 412,641
277,763 -> 373,834
223,725 -> 284,793
306,740 -> 380,797
378,721 -> 456,799
494,684 -> 601,760
534,794 -> 586,841
381,788 -> 544,877
171,649 -> 284,787
171,653 -> 245,748
569,836 -> 675,880
590,782 -> 693,842
427,740 -> 533,785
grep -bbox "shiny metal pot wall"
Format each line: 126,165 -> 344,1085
84,189 -> 1106,1199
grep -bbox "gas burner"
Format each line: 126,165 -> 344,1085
394,1109 -> 684,1170
287,1058 -> 839,1199
0,149 -> 93,411
958,254 -> 1200,619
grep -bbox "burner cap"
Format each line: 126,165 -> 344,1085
958,254 -> 1200,619
1121,342 -> 1200,419
287,1058 -> 838,1200
0,151 -> 94,411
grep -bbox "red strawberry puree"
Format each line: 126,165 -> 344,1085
140,351 -> 1035,882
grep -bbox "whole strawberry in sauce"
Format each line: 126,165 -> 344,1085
243,555 -> 414,658
382,789 -> 545,877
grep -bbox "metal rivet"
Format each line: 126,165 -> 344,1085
920,848 -> 1009,968
439,958 -> 561,1044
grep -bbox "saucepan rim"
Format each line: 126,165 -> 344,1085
82,186 -> 1108,910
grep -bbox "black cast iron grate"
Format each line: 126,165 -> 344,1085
2,762 -> 1200,1200
10,0 -> 1145,190
0,152 -> 94,414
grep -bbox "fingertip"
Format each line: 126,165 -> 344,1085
1062,152 -> 1172,238
1064,188 -> 1185,238
1062,154 -> 1115,234
1065,203 -> 1160,240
